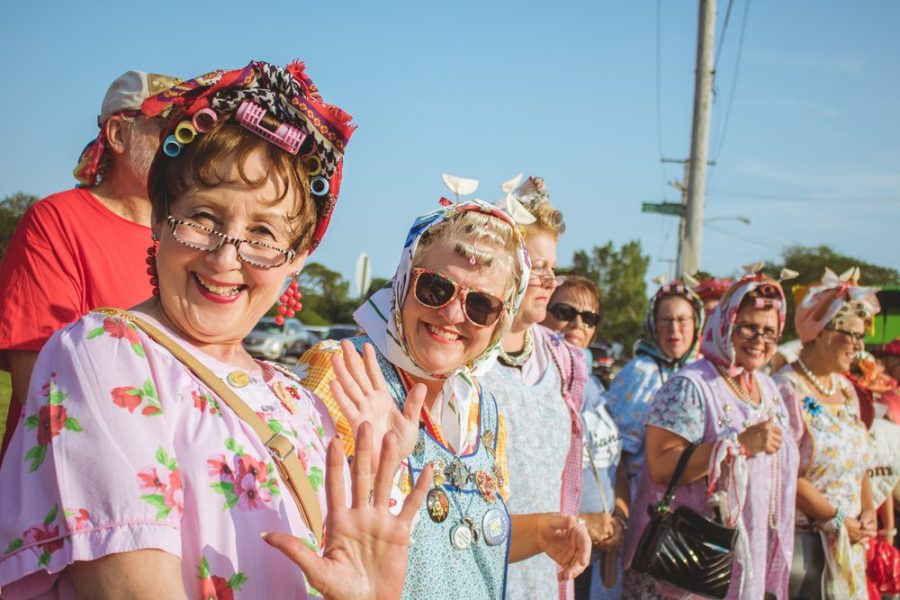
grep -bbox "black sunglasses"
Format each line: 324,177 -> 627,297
412,267 -> 507,328
548,302 -> 601,327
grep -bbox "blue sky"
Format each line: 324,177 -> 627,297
2,1 -> 898,293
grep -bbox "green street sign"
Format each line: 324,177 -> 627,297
641,202 -> 684,217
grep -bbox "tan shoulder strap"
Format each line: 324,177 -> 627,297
93,309 -> 324,545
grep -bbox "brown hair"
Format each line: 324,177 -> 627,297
148,121 -> 316,251
553,275 -> 601,312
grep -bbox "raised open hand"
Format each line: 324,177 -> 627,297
264,423 -> 433,600
330,340 -> 427,470
537,513 -> 592,581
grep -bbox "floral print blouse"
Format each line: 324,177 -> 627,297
605,355 -> 673,496
0,311 -> 339,599
775,366 -> 870,598
775,367 -> 869,525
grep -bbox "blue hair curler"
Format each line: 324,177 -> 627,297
163,135 -> 183,157
310,176 -> 330,197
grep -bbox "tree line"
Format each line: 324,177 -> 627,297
2,192 -> 897,355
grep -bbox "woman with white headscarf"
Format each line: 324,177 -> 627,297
298,197 -> 590,599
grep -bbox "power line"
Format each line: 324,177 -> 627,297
654,0 -> 669,195
655,0 -> 665,160
705,223 -> 781,251
711,0 -> 750,160
709,189 -> 900,204
713,0 -> 736,71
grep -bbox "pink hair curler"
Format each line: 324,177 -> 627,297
192,108 -> 218,133
235,101 -> 306,155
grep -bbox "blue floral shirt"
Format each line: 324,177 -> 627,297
646,375 -> 706,444
605,355 -> 674,497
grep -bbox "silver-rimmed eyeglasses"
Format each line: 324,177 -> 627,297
166,215 -> 296,269
529,268 -> 564,287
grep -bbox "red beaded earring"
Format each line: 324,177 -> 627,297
146,234 -> 160,297
275,275 -> 302,325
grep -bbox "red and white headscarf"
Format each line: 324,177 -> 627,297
701,272 -> 787,376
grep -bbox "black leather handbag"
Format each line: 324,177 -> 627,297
632,445 -> 739,599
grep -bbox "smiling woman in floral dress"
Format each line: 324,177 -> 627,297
775,268 -> 881,599
0,61 -> 431,600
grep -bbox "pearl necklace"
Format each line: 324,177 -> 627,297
497,328 -> 533,368
714,365 -> 782,529
768,450 -> 782,529
795,358 -> 837,396
715,364 -> 754,404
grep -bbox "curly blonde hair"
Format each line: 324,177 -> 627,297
521,200 -> 565,240
413,210 -> 523,343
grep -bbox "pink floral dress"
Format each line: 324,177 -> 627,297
0,311 -> 337,599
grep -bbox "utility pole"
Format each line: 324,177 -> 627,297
678,0 -> 717,276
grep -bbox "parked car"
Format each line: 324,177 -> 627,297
304,325 -> 330,344
588,340 -> 624,390
243,317 -> 312,362
283,323 -> 360,361
323,324 -> 359,341
283,325 -> 328,360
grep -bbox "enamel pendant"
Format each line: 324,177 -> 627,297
450,522 -> 474,549
426,487 -> 450,523
481,507 -> 510,546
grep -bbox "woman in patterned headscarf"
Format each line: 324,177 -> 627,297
605,280 -> 704,500
621,272 -> 799,600
0,60 -> 434,599
775,268 -> 881,599
298,197 -> 590,600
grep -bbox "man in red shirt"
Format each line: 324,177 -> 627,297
0,71 -> 180,459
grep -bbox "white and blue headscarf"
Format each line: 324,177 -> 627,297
354,199 -> 530,452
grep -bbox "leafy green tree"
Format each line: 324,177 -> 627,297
296,262 -> 357,324
765,245 -> 900,339
0,193 -> 39,262
567,240 -> 650,356
364,277 -> 390,301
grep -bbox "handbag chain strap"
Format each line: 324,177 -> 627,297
654,444 -> 697,515
93,308 -> 324,546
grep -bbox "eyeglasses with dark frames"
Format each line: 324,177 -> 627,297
166,215 -> 296,269
826,325 -> 866,345
411,267 -> 508,328
733,323 -> 780,345
548,302 -> 601,327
